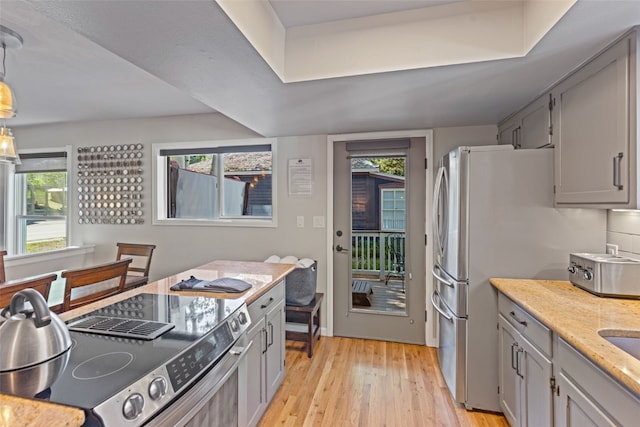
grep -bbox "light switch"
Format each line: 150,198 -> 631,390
297,216 -> 304,228
313,216 -> 325,228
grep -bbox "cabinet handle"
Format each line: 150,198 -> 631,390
509,311 -> 528,327
261,297 -> 274,309
511,342 -> 519,370
262,328 -> 268,354
268,321 -> 274,347
613,152 -> 624,190
516,348 -> 524,379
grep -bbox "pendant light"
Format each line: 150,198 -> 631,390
0,124 -> 17,163
0,25 -> 23,164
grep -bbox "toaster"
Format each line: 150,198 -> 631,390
568,253 -> 640,298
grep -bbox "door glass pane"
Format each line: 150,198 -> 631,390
350,156 -> 406,314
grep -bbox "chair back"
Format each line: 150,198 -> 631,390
61,259 -> 132,312
0,250 -> 7,283
0,273 -> 58,309
116,243 -> 156,289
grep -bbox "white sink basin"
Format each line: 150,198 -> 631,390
599,330 -> 640,360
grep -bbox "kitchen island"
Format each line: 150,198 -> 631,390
1,260 -> 296,427
491,278 -> 640,426
58,259 -> 296,322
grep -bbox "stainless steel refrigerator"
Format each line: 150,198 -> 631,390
430,145 -> 606,412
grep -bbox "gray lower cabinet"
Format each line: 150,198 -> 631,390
498,315 -> 553,427
242,281 -> 286,427
556,338 -> 640,427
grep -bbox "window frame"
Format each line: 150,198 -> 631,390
152,138 -> 278,227
380,188 -> 406,232
7,146 -> 72,255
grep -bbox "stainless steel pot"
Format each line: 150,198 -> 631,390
0,288 -> 72,396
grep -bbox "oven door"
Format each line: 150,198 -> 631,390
145,340 -> 252,427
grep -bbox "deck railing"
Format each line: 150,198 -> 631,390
352,231 -> 405,279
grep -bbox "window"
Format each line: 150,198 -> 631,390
153,139 -> 276,226
7,148 -> 70,254
381,189 -> 405,231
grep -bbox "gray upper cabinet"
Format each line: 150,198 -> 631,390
553,32 -> 633,207
498,94 -> 551,149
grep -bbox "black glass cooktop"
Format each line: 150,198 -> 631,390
42,293 -> 245,410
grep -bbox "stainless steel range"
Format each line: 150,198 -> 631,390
29,293 -> 251,426
569,253 -> 640,298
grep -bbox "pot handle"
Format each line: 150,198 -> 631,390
9,289 -> 52,328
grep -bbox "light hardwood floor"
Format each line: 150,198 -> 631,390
259,337 -> 509,427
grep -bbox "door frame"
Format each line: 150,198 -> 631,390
325,129 -> 436,346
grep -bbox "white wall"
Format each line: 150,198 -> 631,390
433,124 -> 498,164
11,114 -> 328,297
10,113 -> 496,341
607,210 -> 640,258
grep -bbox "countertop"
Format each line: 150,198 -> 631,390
490,278 -> 640,397
58,259 -> 296,322
2,260 -> 295,426
0,394 -> 84,427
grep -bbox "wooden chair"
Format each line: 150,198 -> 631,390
61,259 -> 132,312
0,273 -> 58,309
116,243 -> 156,289
0,250 -> 7,283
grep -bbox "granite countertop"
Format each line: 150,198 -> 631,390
59,259 -> 296,322
3,260 -> 295,426
0,394 -> 84,427
490,278 -> 640,397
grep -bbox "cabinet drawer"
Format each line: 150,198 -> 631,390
248,280 -> 285,321
559,338 -> 640,427
498,292 -> 552,357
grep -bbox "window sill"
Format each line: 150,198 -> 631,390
5,245 -> 95,267
152,218 -> 277,228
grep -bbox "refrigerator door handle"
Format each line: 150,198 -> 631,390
431,290 -> 453,322
432,166 -> 447,259
432,264 -> 455,288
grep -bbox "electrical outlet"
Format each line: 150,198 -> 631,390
606,243 -> 618,255
297,216 -> 304,228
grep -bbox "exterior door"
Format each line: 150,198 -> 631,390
332,136 -> 426,344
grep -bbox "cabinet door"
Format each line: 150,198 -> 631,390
556,373 -> 617,427
265,298 -> 285,402
498,117 -> 520,147
498,316 -> 520,426
519,336 -> 553,427
554,36 -> 631,205
244,318 -> 267,427
519,95 -> 551,149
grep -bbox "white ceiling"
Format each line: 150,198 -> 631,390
269,0 -> 465,27
2,0 -> 640,137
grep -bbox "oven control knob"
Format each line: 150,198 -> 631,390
122,393 -> 144,420
230,318 -> 240,332
238,311 -> 248,325
149,377 -> 168,401
583,270 -> 593,281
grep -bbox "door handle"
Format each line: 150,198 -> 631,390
268,321 -> 274,347
511,342 -> 518,370
613,152 -> 624,190
430,290 -> 453,322
516,348 -> 524,378
432,265 -> 455,288
335,245 -> 349,253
